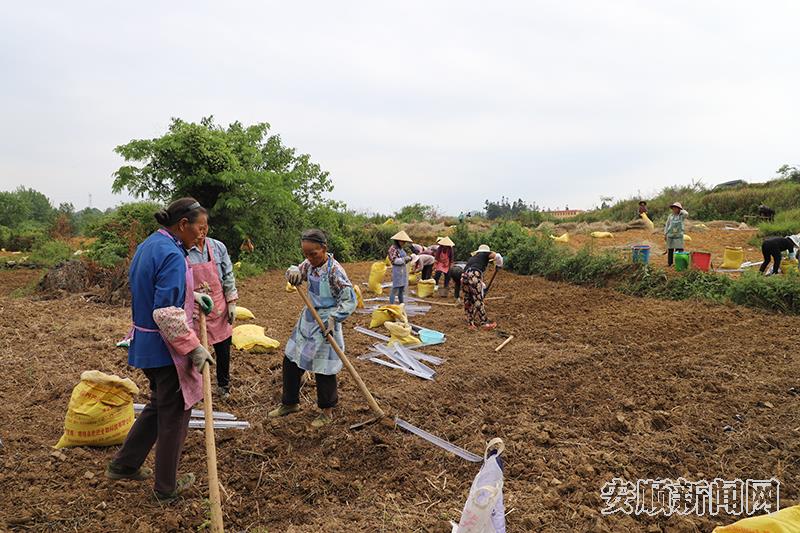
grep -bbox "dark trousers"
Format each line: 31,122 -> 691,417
667,248 -> 684,267
420,264 -> 433,280
113,365 -> 191,495
213,336 -> 232,388
433,270 -> 450,288
281,356 -> 338,408
760,244 -> 782,274
449,266 -> 464,299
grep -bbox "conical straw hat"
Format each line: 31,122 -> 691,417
391,230 -> 413,242
436,236 -> 455,247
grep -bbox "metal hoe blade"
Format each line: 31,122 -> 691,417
394,417 -> 482,462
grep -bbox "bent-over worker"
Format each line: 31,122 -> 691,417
760,234 -> 800,275
461,244 -> 503,331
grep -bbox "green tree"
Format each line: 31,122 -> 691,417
111,116 -> 333,266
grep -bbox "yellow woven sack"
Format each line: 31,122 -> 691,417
55,371 -> 139,449
368,261 -> 387,295
591,231 -> 614,239
714,504 -> 800,532
781,259 -> 798,274
549,233 -> 569,243
235,306 -> 256,320
417,279 -> 435,298
232,324 -> 280,353
641,212 -> 655,231
369,304 -> 407,328
408,272 -> 418,285
384,321 -> 421,346
353,284 -> 364,309
721,246 -> 745,269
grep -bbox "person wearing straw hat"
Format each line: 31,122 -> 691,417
461,244 -> 503,331
759,234 -> 800,275
432,236 -> 455,296
664,202 -> 689,267
387,230 -> 413,304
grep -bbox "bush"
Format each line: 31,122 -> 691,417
85,202 -> 161,267
729,270 -> 800,314
757,208 -> 800,237
29,240 -> 73,267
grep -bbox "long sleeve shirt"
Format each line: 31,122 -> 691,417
186,237 -> 238,301
128,230 -> 200,368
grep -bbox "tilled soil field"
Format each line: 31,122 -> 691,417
1,262 -> 799,532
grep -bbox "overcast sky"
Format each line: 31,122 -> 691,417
1,1 -> 798,214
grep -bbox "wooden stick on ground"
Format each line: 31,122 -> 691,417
199,313 -> 225,533
494,335 -> 514,353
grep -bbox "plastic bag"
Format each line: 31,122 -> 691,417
235,306 -> 256,320
384,320 -> 420,346
713,504 -> 800,532
591,231 -> 613,239
417,279 -> 436,298
285,282 -> 297,293
452,438 -> 506,533
232,324 -> 280,353
55,371 -> 139,449
369,304 -> 407,328
368,261 -> 387,295
721,246 -> 745,269
640,212 -> 655,231
353,284 -> 365,309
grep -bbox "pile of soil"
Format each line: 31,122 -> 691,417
1,263 -> 798,531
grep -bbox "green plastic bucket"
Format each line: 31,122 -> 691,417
674,252 -> 690,272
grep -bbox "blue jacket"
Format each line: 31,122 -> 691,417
128,230 -> 189,368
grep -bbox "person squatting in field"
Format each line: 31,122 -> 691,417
461,244 -> 503,331
760,234 -> 800,275
271,229 -> 357,428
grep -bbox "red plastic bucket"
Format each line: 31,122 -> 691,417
691,251 -> 712,272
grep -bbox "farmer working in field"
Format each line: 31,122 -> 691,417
270,229 -> 357,428
106,198 -> 214,501
760,234 -> 800,275
638,200 -> 648,217
432,236 -> 455,296
462,244 -> 503,331
388,230 -> 413,304
410,249 -> 435,280
448,261 -> 466,304
664,202 -> 689,267
186,222 -> 238,400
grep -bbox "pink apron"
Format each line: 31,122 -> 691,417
127,229 -> 204,410
189,239 -> 233,346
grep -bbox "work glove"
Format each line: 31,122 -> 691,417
323,315 -> 337,337
188,345 -> 215,373
286,266 -> 303,286
193,292 -> 213,315
227,302 -> 236,324
494,253 -> 504,269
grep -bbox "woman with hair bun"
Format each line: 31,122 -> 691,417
106,197 -> 215,501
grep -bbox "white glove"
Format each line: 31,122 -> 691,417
227,302 -> 236,324
188,345 -> 215,373
323,315 -> 337,336
494,253 -> 504,269
286,266 -> 302,286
